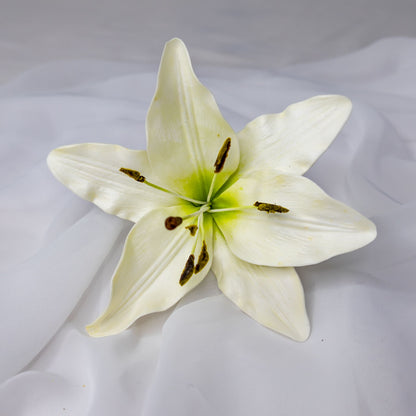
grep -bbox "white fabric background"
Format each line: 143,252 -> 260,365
1,2 -> 416,415
1,0 -> 416,82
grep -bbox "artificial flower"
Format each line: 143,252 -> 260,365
47,38 -> 376,341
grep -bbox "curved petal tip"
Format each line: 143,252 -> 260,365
289,320 -> 311,342
85,318 -> 124,338
333,94 -> 352,119
85,323 -> 102,338
163,37 -> 189,59
165,37 -> 186,47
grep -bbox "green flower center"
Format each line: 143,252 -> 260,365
119,138 -> 289,286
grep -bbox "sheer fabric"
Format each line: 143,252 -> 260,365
1,38 -> 415,415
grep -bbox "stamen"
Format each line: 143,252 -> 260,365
179,254 -> 195,286
144,180 -> 206,205
209,203 -> 289,214
254,201 -> 289,213
120,168 -> 145,182
214,137 -> 232,173
207,137 -> 232,202
185,225 -> 198,236
195,240 -> 209,273
208,206 -> 254,213
206,174 -> 217,202
119,166 -> 206,205
179,212 -> 207,285
165,216 -> 183,230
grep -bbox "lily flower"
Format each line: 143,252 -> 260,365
47,38 -> 376,341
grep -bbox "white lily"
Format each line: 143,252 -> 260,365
47,38 -> 376,342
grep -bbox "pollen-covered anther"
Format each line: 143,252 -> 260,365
195,240 -> 209,273
165,216 -> 183,230
119,167 -> 145,182
185,225 -> 198,236
254,201 -> 289,213
179,254 -> 195,286
214,137 -> 231,173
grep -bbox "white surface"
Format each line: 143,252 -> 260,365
1,0 -> 416,82
0,2 -> 416,415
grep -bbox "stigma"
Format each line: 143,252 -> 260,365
165,216 -> 183,230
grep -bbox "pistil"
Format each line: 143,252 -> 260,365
183,204 -> 211,219
164,204 -> 210,231
165,216 -> 183,230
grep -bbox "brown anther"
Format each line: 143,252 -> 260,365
254,201 -> 289,213
195,240 -> 209,273
119,167 -> 145,182
179,254 -> 195,286
165,216 -> 183,230
214,137 -> 232,173
185,225 -> 198,236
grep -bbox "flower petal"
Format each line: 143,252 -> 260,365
236,95 -> 352,177
213,170 -> 376,267
86,206 -> 213,337
146,38 -> 239,201
212,229 -> 309,341
47,143 -> 183,222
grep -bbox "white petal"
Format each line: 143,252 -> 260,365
146,38 -> 239,201
86,206 -> 213,337
213,170 -> 376,267
237,95 -> 352,177
212,230 -> 310,341
47,143 -> 182,222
